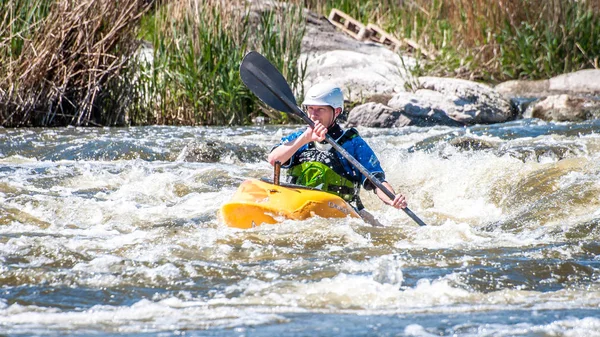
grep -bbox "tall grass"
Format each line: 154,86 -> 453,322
0,0 -> 149,127
0,0 -> 51,73
133,0 -> 306,125
307,0 -> 599,82
1,0 -> 595,127
493,1 -> 600,80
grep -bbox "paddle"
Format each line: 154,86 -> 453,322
240,51 -> 427,227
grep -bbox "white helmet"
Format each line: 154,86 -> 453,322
302,82 -> 344,110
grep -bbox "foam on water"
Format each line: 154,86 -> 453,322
0,299 -> 287,334
1,124 -> 599,336
404,317 -> 600,337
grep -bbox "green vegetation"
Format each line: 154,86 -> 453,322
0,0 -> 305,126
0,0 -> 51,60
494,3 -> 600,80
307,0 -> 599,82
133,0 -> 305,125
0,0 -> 597,127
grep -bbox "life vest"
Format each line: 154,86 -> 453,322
288,128 -> 361,204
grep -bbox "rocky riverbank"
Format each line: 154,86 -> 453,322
298,11 -> 600,128
2,0 -> 597,127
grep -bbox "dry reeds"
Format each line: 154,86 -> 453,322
0,0 -> 150,127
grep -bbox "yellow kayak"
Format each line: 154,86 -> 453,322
220,179 -> 360,229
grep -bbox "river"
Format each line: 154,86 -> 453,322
1,119 -> 599,336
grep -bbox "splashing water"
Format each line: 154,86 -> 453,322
1,121 -> 599,336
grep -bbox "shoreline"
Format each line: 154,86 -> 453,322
1,0 -> 598,127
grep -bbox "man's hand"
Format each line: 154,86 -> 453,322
376,182 -> 408,209
268,122 -> 328,166
302,121 -> 327,143
390,193 -> 407,209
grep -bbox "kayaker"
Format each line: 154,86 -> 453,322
267,82 -> 407,226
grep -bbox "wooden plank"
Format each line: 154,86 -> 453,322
327,9 -> 436,60
366,23 -> 434,59
366,23 -> 403,51
328,9 -> 369,41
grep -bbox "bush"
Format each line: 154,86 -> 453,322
133,0 -> 306,125
0,0 -> 149,127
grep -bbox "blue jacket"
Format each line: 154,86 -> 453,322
275,125 -> 386,191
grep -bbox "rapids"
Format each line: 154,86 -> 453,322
1,120 -> 599,336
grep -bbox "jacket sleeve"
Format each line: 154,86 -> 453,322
347,137 -> 386,190
269,130 -> 307,168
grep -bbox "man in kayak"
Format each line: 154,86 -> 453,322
267,82 -> 407,226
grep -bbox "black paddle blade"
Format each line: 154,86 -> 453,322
240,51 -> 300,115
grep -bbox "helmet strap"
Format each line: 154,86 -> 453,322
329,107 -> 342,127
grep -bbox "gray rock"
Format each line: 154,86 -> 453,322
179,140 -> 266,163
495,143 -> 584,162
300,12 -> 415,102
346,77 -> 514,127
495,69 -> 600,98
417,77 -> 514,124
494,79 -> 552,99
346,103 -> 410,128
529,94 -> 600,122
549,69 -> 600,94
387,90 -> 464,126
449,136 -> 499,151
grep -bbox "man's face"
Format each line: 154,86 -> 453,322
306,105 -> 339,127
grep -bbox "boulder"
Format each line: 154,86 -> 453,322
494,79 -> 552,99
527,94 -> 600,122
495,69 -> 600,98
178,140 -> 266,163
386,89 -> 465,126
417,77 -> 514,124
346,102 -> 411,128
548,69 -> 600,94
348,77 -> 515,128
300,12 -> 414,102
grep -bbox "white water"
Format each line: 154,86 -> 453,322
1,122 -> 599,336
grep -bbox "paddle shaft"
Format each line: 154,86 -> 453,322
245,62 -> 427,227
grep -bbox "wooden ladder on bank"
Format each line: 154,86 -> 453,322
327,9 -> 434,60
